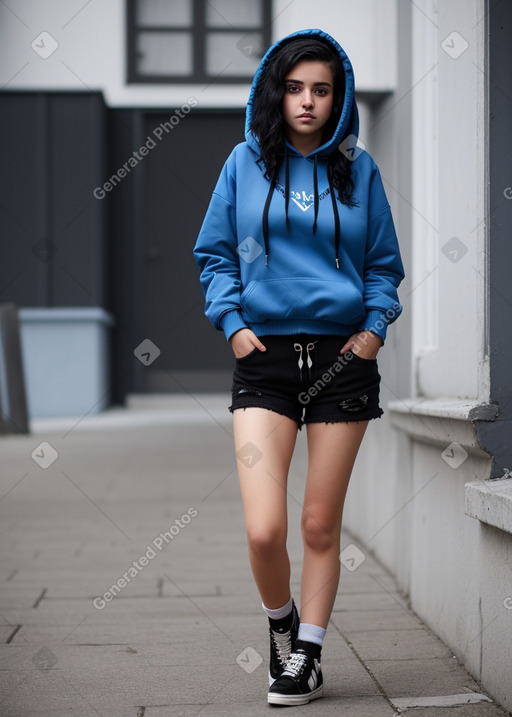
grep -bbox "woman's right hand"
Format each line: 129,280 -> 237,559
229,328 -> 267,359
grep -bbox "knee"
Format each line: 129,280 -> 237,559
247,526 -> 286,560
301,513 -> 336,553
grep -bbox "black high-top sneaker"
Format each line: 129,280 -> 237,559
267,639 -> 323,705
268,599 -> 299,686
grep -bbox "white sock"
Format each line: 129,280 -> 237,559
297,622 -> 326,647
262,596 -> 293,621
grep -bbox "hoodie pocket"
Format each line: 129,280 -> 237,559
240,277 -> 365,324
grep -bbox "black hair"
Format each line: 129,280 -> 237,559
250,35 -> 356,206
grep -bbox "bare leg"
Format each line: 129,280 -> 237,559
300,420 -> 369,628
233,407 -> 298,609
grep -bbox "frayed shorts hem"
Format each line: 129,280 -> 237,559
229,402 -> 303,429
303,411 -> 384,426
228,402 -> 384,430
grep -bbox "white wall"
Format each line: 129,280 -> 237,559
344,1 -> 512,711
0,0 -> 397,107
411,0 -> 488,402
272,0 -> 396,92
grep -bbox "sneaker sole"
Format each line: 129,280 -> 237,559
267,684 -> 323,706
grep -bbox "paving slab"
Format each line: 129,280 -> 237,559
331,607 -> 424,633
391,692 -> 493,710
143,695 -> 397,716
333,590 -> 410,611
0,403 -> 507,716
367,656 -> 483,697
394,705 -> 506,717
335,569 -> 401,594
344,627 -> 453,661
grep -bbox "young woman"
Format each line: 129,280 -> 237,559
194,29 -> 404,706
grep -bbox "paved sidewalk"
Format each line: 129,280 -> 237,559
0,395 -> 509,716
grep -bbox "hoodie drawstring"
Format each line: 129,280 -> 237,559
312,154 -> 319,235
284,150 -> 290,230
329,175 -> 341,269
262,155 -> 341,268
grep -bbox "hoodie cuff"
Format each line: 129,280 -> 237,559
358,310 -> 389,344
220,310 -> 248,341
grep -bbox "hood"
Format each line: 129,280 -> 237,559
245,28 -> 359,159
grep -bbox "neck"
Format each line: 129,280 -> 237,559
286,130 -> 323,157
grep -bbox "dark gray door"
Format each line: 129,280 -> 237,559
141,111 -> 245,392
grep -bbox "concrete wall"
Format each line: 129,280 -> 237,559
343,1 -> 512,712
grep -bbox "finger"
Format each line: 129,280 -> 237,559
246,331 -> 266,352
339,339 -> 355,354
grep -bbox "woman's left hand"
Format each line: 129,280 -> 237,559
340,330 -> 383,360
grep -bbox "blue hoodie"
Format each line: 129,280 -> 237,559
194,28 -> 405,344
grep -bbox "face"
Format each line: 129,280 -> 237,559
282,60 -> 334,151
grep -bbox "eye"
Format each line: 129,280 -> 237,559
285,84 -> 300,93
315,88 -> 329,96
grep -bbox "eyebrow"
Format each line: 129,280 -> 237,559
284,79 -> 332,87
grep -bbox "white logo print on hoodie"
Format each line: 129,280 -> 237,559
288,187 -> 331,211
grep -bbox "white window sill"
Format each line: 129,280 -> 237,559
389,398 -> 512,535
388,397 -> 495,458
465,478 -> 512,535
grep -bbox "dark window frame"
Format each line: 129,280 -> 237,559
126,0 -> 271,84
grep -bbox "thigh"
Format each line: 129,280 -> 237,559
233,407 -> 299,533
303,420 -> 369,534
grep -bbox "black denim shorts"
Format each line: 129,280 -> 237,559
228,334 -> 384,429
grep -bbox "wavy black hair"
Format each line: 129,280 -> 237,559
250,36 -> 356,206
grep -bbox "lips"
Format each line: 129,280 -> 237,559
298,113 -> 315,118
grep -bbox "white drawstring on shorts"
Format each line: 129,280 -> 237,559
294,341 -> 317,381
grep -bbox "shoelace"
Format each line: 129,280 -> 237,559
270,627 -> 293,667
281,650 -> 309,678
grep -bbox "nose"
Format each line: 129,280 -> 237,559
301,90 -> 314,108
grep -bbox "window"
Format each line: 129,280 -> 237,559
127,0 -> 271,84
